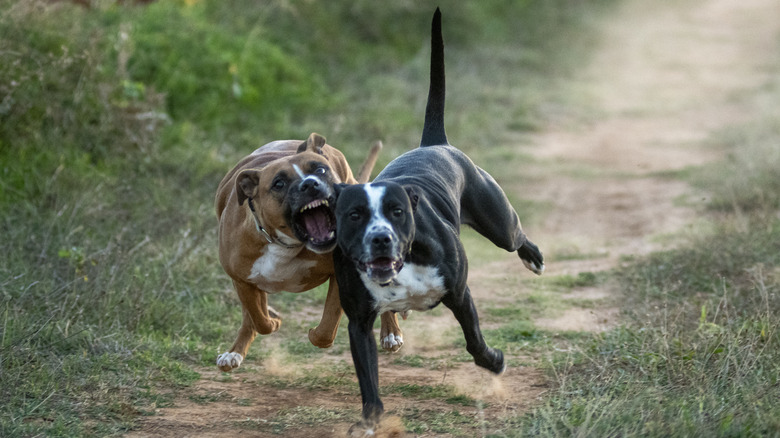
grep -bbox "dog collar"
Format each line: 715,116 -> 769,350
246,198 -> 303,249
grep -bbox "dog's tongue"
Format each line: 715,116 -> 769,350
369,257 -> 395,270
302,209 -> 331,242
366,257 -> 400,285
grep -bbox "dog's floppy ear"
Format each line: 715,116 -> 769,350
404,185 -> 420,212
236,169 -> 261,206
296,132 -> 326,154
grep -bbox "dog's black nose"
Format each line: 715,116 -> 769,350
300,178 -> 320,194
370,231 -> 394,251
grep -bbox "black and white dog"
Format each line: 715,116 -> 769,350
333,8 -> 545,425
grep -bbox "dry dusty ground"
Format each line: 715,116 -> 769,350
126,0 -> 780,436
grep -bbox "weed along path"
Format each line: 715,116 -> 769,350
127,0 -> 780,436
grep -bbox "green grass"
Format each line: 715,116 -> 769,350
401,407 -> 486,436
382,383 -> 476,406
517,77 -> 780,437
391,354 -> 427,368
544,272 -> 601,289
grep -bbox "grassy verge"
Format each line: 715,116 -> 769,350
519,83 -> 780,436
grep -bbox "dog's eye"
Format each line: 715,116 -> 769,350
391,208 -> 403,218
271,179 -> 286,190
314,166 -> 327,176
349,211 -> 362,222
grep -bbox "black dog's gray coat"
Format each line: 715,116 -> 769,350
333,8 -> 544,424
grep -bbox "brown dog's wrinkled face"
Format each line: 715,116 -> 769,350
236,134 -> 342,253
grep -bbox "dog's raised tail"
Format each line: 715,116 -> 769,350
356,140 -> 383,183
420,7 -> 448,148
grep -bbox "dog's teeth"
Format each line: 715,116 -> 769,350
300,200 -> 326,213
328,231 -> 335,239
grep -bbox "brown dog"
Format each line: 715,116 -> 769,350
215,133 -> 400,372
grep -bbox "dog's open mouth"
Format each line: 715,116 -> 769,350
358,257 -> 404,285
293,199 -> 337,251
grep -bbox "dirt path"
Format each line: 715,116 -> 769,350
127,0 -> 780,436
512,0 -> 779,333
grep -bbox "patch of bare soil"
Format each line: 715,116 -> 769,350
126,0 -> 779,436
128,352 -> 546,438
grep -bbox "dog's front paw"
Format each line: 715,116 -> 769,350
518,240 -> 544,275
217,352 -> 243,372
381,333 -> 404,352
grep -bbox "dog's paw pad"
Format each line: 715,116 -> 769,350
381,334 -> 404,352
217,352 -> 243,372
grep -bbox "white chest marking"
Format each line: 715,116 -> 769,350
362,263 -> 446,315
249,245 -> 315,293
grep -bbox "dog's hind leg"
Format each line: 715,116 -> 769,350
307,283 -> 402,351
379,311 -> 403,352
234,280 -> 282,335
461,167 -> 544,274
217,280 -> 282,372
442,285 -> 505,374
308,277 -> 343,348
461,167 -> 526,250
